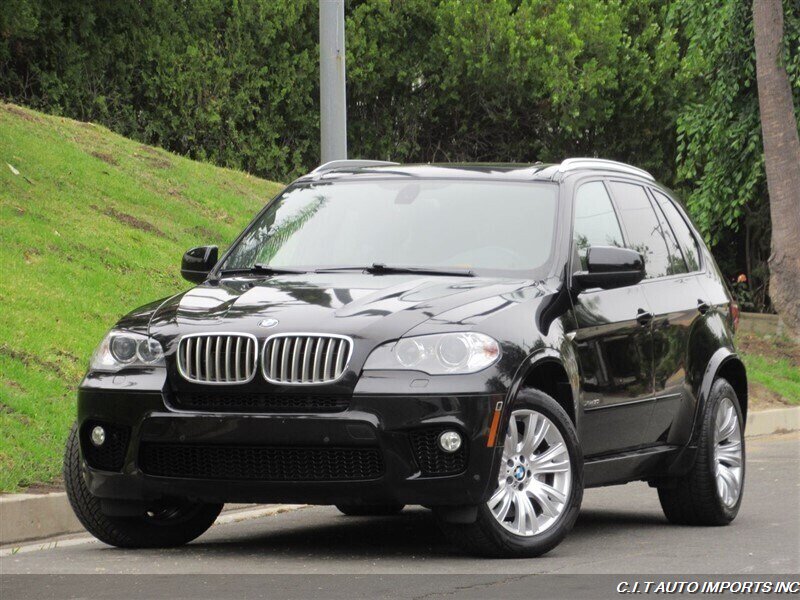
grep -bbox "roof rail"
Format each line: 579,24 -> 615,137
558,158 -> 654,181
310,159 -> 400,175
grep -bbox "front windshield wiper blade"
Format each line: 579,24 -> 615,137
217,264 -> 308,277
316,263 -> 474,277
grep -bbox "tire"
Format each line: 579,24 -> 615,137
437,389 -> 583,557
658,378 -> 745,526
336,504 -> 405,516
64,423 -> 223,548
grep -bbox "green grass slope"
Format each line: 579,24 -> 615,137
0,103 -> 284,491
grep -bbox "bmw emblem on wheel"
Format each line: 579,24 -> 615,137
258,318 -> 279,328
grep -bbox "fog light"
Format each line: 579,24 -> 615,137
438,430 -> 462,453
90,426 -> 106,447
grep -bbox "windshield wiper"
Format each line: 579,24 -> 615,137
217,264 -> 308,277
316,263 -> 474,277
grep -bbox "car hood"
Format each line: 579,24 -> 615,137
147,272 -> 540,343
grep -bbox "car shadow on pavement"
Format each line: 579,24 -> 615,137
132,506 -> 672,559
190,508 -> 456,558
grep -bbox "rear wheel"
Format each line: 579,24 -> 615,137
437,389 -> 583,557
657,378 -> 745,525
336,504 -> 405,516
64,423 -> 223,548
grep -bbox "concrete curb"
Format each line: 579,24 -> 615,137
0,497 -> 272,548
2,406 -> 797,547
0,493 -> 81,546
746,406 -> 800,437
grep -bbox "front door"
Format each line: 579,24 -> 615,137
568,180 -> 655,457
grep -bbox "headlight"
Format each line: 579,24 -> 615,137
89,329 -> 165,372
363,333 -> 500,375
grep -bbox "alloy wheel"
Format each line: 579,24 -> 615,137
487,409 -> 571,536
714,397 -> 743,508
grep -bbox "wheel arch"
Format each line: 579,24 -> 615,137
697,348 -> 748,429
507,349 -> 579,428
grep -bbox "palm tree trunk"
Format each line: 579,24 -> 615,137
752,0 -> 800,336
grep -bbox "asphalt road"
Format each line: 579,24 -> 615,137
2,433 -> 798,599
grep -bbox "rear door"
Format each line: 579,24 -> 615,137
605,181 -> 700,448
568,180 -> 655,457
645,188 -> 710,445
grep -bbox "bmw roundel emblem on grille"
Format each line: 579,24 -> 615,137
258,318 -> 279,328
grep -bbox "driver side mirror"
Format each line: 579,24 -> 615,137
572,246 -> 645,292
181,246 -> 218,284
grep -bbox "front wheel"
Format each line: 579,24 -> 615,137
64,423 -> 223,548
437,389 -> 583,557
657,378 -> 745,525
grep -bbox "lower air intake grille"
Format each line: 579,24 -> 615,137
409,428 -> 468,476
81,421 -> 130,472
139,444 -> 384,481
172,392 -> 350,413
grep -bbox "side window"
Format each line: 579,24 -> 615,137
652,190 -> 702,272
607,181 -> 686,279
573,181 -> 625,270
649,193 -> 688,275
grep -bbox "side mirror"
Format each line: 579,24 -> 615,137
181,246 -> 218,284
572,246 -> 645,292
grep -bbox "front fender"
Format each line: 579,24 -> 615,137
501,346 -> 581,440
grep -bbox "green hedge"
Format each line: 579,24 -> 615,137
1,0 -> 681,184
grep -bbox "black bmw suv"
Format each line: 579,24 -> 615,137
65,159 -> 746,557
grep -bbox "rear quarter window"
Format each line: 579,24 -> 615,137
651,189 -> 702,272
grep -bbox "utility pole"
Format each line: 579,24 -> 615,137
319,0 -> 347,163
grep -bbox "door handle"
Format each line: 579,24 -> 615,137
636,309 -> 653,326
697,299 -> 711,315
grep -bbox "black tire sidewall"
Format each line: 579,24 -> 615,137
64,422 -> 222,548
474,388 -> 584,557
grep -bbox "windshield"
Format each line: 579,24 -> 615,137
219,179 -> 559,276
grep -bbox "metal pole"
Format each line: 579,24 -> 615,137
319,0 -> 347,162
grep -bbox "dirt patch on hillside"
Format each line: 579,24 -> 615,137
92,204 -> 167,238
134,145 -> 172,169
2,104 -> 41,122
23,248 -> 41,264
188,224 -> 221,242
737,332 -> 800,364
749,381 -> 792,410
20,480 -> 64,494
0,401 -> 32,426
0,345 -> 72,380
90,151 -> 119,166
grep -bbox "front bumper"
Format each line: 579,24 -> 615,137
77,375 -> 503,507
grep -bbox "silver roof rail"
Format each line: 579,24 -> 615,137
310,159 -> 400,175
558,158 -> 654,181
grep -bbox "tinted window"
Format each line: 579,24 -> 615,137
573,181 -> 625,270
649,195 -> 687,275
652,190 -> 701,271
608,181 -> 686,279
220,180 -> 559,276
